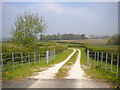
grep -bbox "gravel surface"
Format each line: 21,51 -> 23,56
66,49 -> 86,79
30,49 -> 76,79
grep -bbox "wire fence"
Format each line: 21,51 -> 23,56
0,49 -> 56,72
86,49 -> 120,75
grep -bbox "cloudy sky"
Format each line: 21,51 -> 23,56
2,2 -> 118,38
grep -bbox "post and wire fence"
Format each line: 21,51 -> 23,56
0,49 -> 56,72
86,49 -> 120,75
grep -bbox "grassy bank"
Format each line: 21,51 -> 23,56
79,47 -> 119,88
2,42 -> 68,53
55,49 -> 78,79
2,49 -> 73,80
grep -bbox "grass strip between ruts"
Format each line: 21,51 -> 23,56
55,49 -> 78,79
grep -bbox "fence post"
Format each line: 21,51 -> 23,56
94,51 -> 96,67
46,50 -> 49,64
111,53 -> 113,71
97,52 -> 99,66
39,52 -> 40,63
21,52 -> 23,67
49,50 -> 51,62
101,52 -> 103,68
54,49 -> 56,59
12,52 -> 14,70
34,52 -> 36,63
106,53 -> 108,69
28,52 -> 30,67
87,49 -> 89,65
0,53 -> 2,90
1,53 -> 3,72
117,54 -> 119,75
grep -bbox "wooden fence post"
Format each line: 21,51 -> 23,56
87,49 -> 89,65
28,52 -> 30,66
0,53 -> 2,90
1,53 -> 3,72
12,52 -> 14,70
54,49 -> 56,58
97,52 -> 99,66
94,51 -> 96,67
111,53 -> 113,71
106,53 -> 108,69
46,50 -> 49,64
101,52 -> 103,68
117,54 -> 119,75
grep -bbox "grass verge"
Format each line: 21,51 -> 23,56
2,49 -> 73,80
79,47 -> 119,88
55,49 -> 78,79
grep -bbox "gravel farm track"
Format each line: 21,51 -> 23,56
3,48 -> 111,88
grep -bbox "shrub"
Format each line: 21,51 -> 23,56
107,34 -> 120,45
84,44 -> 118,53
2,43 -> 29,53
55,44 -> 68,54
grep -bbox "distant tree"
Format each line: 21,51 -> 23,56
81,34 -> 86,39
107,34 -> 120,45
89,35 -> 110,39
89,35 -> 99,39
40,34 -> 46,40
10,11 -> 47,46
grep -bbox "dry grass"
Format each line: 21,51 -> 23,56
54,39 -> 108,45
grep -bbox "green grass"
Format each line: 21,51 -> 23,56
55,49 -> 78,79
58,39 -> 118,53
79,47 -> 120,88
91,45 -> 118,48
2,49 -> 73,80
79,47 -> 87,65
85,44 -> 118,53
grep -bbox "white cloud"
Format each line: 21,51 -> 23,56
28,2 -> 101,22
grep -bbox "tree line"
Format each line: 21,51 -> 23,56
40,33 -> 88,40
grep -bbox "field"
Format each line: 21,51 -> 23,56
54,39 -> 108,45
55,39 -> 118,53
85,44 -> 119,53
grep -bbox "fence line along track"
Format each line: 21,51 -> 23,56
86,49 -> 120,75
0,49 -> 56,72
